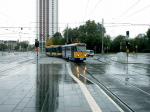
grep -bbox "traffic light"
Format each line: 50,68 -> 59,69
126,31 -> 129,37
126,41 -> 130,48
35,40 -> 39,48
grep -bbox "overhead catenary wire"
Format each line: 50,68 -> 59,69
105,23 -> 150,27
88,0 -> 103,18
127,4 -> 150,17
0,22 -> 150,29
83,0 -> 90,21
105,25 -> 150,28
0,26 -> 66,29
119,0 -> 141,17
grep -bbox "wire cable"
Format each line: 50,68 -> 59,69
119,0 -> 141,17
84,0 -> 90,21
127,4 -> 150,17
88,0 -> 103,18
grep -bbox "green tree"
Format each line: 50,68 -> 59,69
52,32 -> 65,45
79,20 -> 105,52
14,44 -> 20,51
111,35 -> 126,52
0,43 -> 8,51
20,41 -> 29,51
146,28 -> 150,41
63,20 -> 106,52
53,32 -> 62,38
134,35 -> 147,52
146,29 -> 150,50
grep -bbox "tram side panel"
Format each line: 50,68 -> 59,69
62,47 -> 65,58
65,47 -> 72,59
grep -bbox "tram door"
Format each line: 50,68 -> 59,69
71,46 -> 75,58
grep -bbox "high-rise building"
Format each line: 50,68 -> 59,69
37,0 -> 58,52
49,0 -> 58,37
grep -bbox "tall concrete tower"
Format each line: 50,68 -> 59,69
49,0 -> 58,37
37,0 -> 58,52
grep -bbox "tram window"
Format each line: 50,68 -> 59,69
62,47 -> 64,50
58,47 -> 62,53
71,46 -> 77,52
66,47 -> 71,51
77,46 -> 86,51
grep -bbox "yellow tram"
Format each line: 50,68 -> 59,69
45,43 -> 87,62
62,43 -> 87,62
45,45 -> 62,57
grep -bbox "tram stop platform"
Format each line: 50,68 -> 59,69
36,56 -> 123,112
0,56 -> 123,112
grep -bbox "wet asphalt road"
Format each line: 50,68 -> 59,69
0,52 -> 38,112
0,52 -> 150,112
0,52 -> 35,78
72,53 -> 150,112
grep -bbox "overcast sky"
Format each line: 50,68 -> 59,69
0,0 -> 36,43
0,0 -> 150,43
59,0 -> 150,38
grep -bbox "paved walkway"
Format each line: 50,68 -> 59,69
0,56 -> 123,112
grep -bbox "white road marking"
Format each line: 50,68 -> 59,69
95,85 -> 124,112
79,74 -> 124,112
66,64 -> 102,112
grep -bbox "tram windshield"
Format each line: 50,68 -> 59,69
76,46 -> 86,51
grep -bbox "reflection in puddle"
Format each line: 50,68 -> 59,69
36,63 -> 93,112
71,63 -> 92,85
36,64 -> 60,112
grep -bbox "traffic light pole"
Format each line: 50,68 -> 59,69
35,39 -> 39,61
126,31 -> 129,64
101,19 -> 104,54
126,31 -> 129,81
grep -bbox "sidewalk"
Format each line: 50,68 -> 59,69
0,56 -> 123,112
37,57 -> 93,112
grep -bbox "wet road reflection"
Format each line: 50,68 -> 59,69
70,63 -> 92,85
35,54 -> 150,112
36,62 -> 92,112
36,64 -> 60,112
84,54 -> 150,111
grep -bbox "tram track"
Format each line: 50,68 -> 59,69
96,56 -> 150,94
71,54 -> 150,111
72,62 -> 135,112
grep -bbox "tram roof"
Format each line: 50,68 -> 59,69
45,45 -> 62,48
62,43 -> 86,47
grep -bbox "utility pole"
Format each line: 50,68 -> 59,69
101,18 -> 104,54
66,24 -> 69,44
19,27 -> 23,51
41,34 -> 43,53
120,42 -> 122,52
126,31 -> 129,63
125,31 -> 130,82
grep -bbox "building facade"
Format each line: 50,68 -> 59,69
0,40 -> 18,51
37,0 -> 58,52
